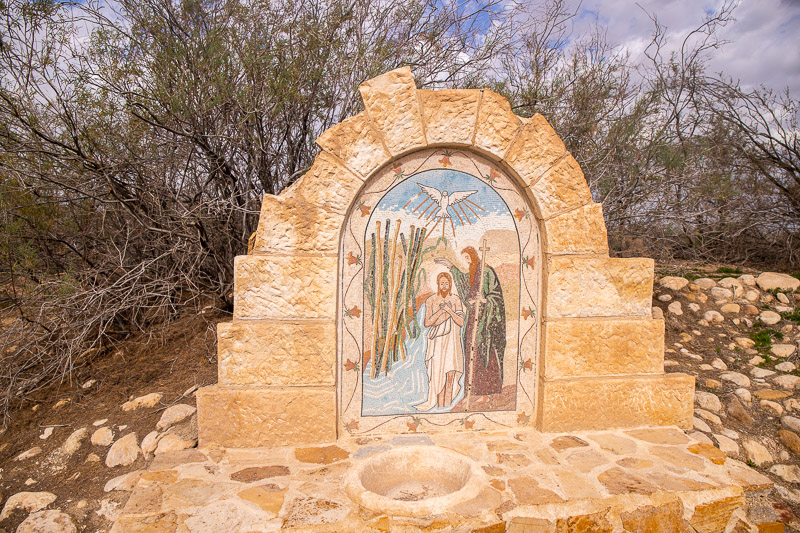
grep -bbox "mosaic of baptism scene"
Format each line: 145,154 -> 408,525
338,149 -> 542,435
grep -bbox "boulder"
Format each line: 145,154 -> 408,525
659,276 -> 689,291
756,272 -> 800,292
16,509 -> 76,533
721,372 -> 751,388
710,287 -> 733,301
694,278 -> 717,289
772,344 -> 796,358
695,392 -> 723,413
105,433 -> 139,468
727,398 -> 754,425
777,430 -> 800,456
759,310 -> 781,325
782,416 -> 800,434
156,404 -> 196,431
739,274 -> 757,286
769,464 -> 800,484
776,361 -> 797,372
91,427 -> 114,447
743,440 -> 773,466
0,492 -> 57,521
773,375 -> 800,390
141,431 -> 161,456
154,433 -> 197,455
121,393 -> 162,411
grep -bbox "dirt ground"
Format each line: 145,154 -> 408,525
2,260 -> 800,531
0,311 -> 222,532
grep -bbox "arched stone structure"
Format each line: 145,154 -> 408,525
197,67 -> 693,448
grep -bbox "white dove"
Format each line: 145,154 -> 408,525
416,183 -> 477,220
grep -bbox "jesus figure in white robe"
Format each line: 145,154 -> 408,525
414,271 -> 465,411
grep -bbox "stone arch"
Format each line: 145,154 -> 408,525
197,67 -> 693,448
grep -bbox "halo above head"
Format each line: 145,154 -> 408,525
427,264 -> 451,293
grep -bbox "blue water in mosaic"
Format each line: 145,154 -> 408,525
362,306 -> 465,416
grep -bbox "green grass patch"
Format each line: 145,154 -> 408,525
750,328 -> 783,351
716,267 -> 742,274
781,309 -> 800,323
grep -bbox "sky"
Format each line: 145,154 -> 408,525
563,0 -> 800,95
368,169 -> 517,246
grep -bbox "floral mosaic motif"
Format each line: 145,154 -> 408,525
358,201 -> 371,217
345,305 -> 361,319
438,150 -> 453,167
346,252 -> 361,266
484,168 -> 500,185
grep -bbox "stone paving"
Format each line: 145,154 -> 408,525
111,426 -> 774,532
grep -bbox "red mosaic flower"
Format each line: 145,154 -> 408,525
514,208 -> 527,222
407,418 -> 421,432
346,420 -> 359,431
522,307 -> 532,320
486,168 -> 500,184
523,256 -> 535,269
358,202 -> 371,217
346,305 -> 361,319
344,359 -> 358,372
346,251 -> 361,266
517,412 -> 530,425
463,419 -> 475,429
522,359 -> 533,371
438,151 -> 453,167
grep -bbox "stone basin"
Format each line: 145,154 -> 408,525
344,445 -> 487,517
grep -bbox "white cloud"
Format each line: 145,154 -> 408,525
564,0 -> 800,95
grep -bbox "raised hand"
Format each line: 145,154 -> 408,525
434,258 -> 453,268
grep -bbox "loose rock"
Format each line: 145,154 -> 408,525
16,509 -> 77,533
773,375 -> 800,390
694,278 -> 717,289
704,310 -> 724,324
121,393 -> 162,411
760,400 -> 784,416
743,440 -> 773,466
91,427 -> 114,447
156,404 -> 196,431
659,276 -> 689,291
695,391 -> 723,413
713,434 -> 740,456
721,372 -> 751,388
154,433 -> 197,455
782,416 -> 800,434
667,301 -> 682,315
756,272 -> 800,292
769,464 -> 800,483
720,303 -> 740,314
771,344 -> 796,357
16,447 -> 42,461
760,310 -> 782,326
105,433 -> 139,468
0,491 -> 57,520
141,431 -> 161,456
777,430 -> 800,456
728,398 -> 754,425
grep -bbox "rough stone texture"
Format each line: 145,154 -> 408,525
121,393 -> 162,411
251,195 -> 343,255
756,272 -> 800,291
528,154 -> 592,219
743,440 -> 772,466
315,113 -> 389,178
16,509 -> 77,533
545,256 -> 654,318
659,276 -> 690,291
217,320 -> 335,386
106,433 -> 140,468
233,255 -> 335,319
0,491 -> 57,521
197,385 -> 336,448
157,405 -> 197,431
543,203 -> 609,255
358,66 -> 425,155
154,434 -> 196,455
760,310 -> 781,325
91,427 -> 114,447
543,318 -> 664,378
281,151 -> 363,215
419,89 -> 480,146
473,89 -> 522,159
505,114 -> 567,187
538,373 -> 694,432
689,494 -> 745,533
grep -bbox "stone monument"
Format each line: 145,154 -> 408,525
196,67 -> 694,448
